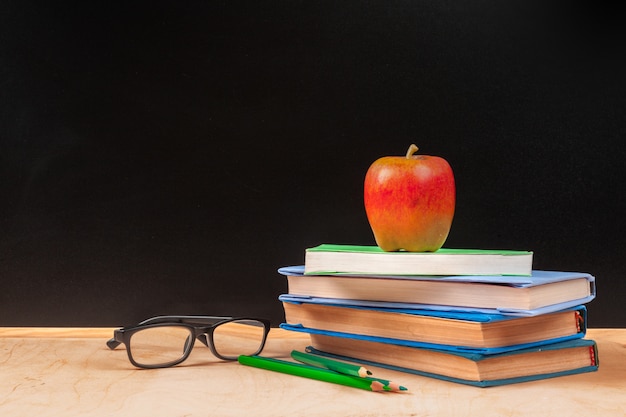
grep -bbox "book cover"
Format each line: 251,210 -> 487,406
279,266 -> 596,316
305,244 -> 534,276
305,337 -> 599,387
280,297 -> 587,351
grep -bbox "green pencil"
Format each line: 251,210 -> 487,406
293,350 -> 407,392
292,350 -> 372,377
238,355 -> 393,392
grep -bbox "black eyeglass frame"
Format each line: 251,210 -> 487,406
106,315 -> 271,369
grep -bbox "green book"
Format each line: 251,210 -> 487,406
305,244 -> 533,276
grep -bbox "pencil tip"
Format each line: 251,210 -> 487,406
386,382 -> 409,392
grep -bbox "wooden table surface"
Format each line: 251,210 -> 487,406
1,327 -> 624,417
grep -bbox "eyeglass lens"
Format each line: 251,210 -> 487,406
212,319 -> 267,359
128,319 -> 266,367
130,326 -> 193,367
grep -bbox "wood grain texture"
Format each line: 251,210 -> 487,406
1,328 -> 624,416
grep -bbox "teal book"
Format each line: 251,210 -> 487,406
305,244 -> 534,276
280,298 -> 588,355
305,336 -> 599,387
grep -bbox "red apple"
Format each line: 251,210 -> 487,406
364,144 -> 455,252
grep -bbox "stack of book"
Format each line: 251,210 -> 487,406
277,244 -> 598,387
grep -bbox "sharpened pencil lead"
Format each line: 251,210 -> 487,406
385,381 -> 408,392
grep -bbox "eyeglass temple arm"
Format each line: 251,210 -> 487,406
106,338 -> 121,350
138,315 -> 233,325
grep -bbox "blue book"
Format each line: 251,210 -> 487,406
278,266 -> 596,316
280,299 -> 587,355
304,336 -> 599,387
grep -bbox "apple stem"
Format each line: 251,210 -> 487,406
406,144 -> 419,158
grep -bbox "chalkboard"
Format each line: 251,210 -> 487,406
2,1 -> 624,327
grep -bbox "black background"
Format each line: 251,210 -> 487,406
2,1 -> 624,327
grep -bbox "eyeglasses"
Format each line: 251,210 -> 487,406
106,315 -> 271,368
